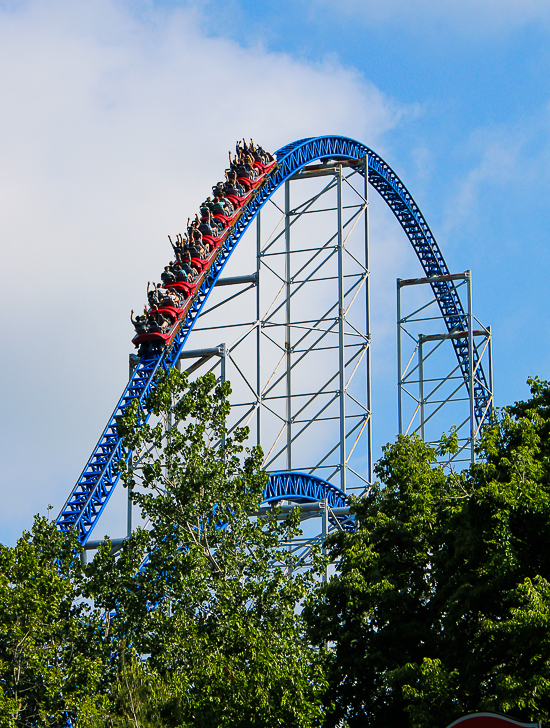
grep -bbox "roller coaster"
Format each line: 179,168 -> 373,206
56,135 -> 493,547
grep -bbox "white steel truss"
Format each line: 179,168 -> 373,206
182,159 -> 373,498
397,271 -> 493,466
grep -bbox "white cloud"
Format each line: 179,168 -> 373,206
443,131 -> 521,233
442,106 -> 550,234
0,0 -> 405,543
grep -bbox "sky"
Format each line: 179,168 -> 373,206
1,0 -> 550,545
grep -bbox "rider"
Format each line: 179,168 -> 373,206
130,310 -> 148,335
191,229 -> 207,258
224,177 -> 245,198
147,282 -> 162,308
213,194 -> 233,216
173,263 -> 190,284
198,212 -> 215,237
161,266 -> 176,285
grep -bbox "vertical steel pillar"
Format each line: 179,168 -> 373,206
419,335 -> 425,441
397,279 -> 403,435
364,156 -> 373,485
220,342 -> 226,384
467,270 -> 475,464
337,165 -> 346,493
256,213 -> 261,448
127,469 -> 133,538
321,498 -> 329,582
488,325 -> 493,414
285,180 -> 292,470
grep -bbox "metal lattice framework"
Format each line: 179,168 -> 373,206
57,136 -> 491,544
188,156 -> 372,500
397,271 -> 493,466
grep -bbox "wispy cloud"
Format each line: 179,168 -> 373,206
307,0 -> 550,36
442,107 -> 550,234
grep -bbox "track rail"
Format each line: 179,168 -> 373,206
57,136 -> 490,543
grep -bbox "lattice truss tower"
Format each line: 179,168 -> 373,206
178,160 -> 371,560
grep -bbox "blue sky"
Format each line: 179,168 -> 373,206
1,0 -> 549,544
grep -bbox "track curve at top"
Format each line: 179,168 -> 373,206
57,136 -> 490,543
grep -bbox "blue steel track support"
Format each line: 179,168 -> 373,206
57,136 -> 491,544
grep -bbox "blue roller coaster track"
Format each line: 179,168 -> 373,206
56,135 -> 491,544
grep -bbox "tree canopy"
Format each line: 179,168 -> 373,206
4,374 -> 550,727
305,376 -> 550,727
87,369 -> 327,728
0,517 -> 107,726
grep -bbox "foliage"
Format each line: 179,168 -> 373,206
85,368 -> 327,728
305,377 -> 550,728
0,516 -> 107,727
10,366 -> 550,728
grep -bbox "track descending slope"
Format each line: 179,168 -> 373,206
57,136 -> 490,543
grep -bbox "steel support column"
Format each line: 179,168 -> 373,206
364,157 -> 373,486
285,180 -> 292,470
397,277 -> 403,436
256,212 -> 261,448
467,271 -> 475,464
337,166 -> 346,493
419,336 -> 425,441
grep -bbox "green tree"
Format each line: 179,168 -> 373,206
0,516 -> 108,727
87,369 -> 326,728
305,377 -> 550,728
